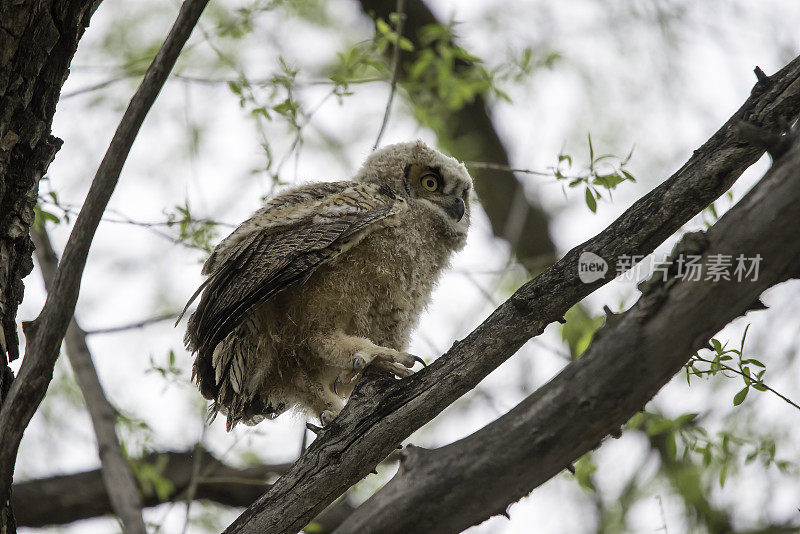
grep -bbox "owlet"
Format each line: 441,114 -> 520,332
181,140 -> 472,430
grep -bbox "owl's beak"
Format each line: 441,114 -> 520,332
445,197 -> 466,222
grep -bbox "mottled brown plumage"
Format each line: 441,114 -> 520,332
181,140 -> 472,430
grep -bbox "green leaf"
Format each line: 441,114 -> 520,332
560,304 -> 603,358
733,386 -> 749,406
646,418 -> 674,436
719,462 -> 729,487
398,37 -> 414,52
665,432 -> 677,461
585,187 -> 597,212
375,18 -> 391,37
674,412 -> 699,426
304,523 -> 324,534
592,173 -> 626,190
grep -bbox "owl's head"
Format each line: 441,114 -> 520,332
355,140 -> 473,243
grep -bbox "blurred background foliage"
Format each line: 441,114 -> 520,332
17,0 -> 800,532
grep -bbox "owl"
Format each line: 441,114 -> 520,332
180,140 -> 472,430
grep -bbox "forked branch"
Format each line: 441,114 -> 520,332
225,55 -> 800,534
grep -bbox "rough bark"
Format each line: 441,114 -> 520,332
334,127 -> 800,533
0,1 -> 104,531
224,55 -> 800,534
31,228 -> 146,533
357,0 -> 556,268
0,1 -> 209,530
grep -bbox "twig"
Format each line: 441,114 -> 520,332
690,355 -> 800,411
61,76 -> 132,99
31,228 -> 147,534
0,0 -> 210,507
372,0 -> 406,150
181,425 -> 207,534
464,161 -> 553,177
273,89 -> 337,179
656,495 -> 668,533
37,195 -> 232,251
84,313 -> 179,336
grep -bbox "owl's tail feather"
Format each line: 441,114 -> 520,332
195,328 -> 287,431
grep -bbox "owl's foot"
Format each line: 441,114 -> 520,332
333,351 -> 424,395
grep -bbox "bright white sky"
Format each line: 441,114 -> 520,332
13,1 -> 800,532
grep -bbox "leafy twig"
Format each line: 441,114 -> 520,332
688,354 -> 800,412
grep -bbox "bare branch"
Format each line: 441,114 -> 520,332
223,54 -> 800,534
83,313 -> 179,336
372,0 -> 406,150
13,448 -> 358,533
0,0 -> 210,509
464,161 -> 552,177
31,228 -> 146,533
12,449 -> 291,528
335,126 -> 800,533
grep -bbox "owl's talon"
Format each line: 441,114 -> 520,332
333,375 -> 342,396
372,360 -> 414,378
411,355 -> 427,368
320,410 -> 336,426
353,355 -> 366,371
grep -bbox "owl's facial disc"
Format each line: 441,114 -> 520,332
405,163 -> 471,236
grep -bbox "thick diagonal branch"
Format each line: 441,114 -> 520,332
334,127 -> 800,534
0,0 -> 209,508
224,55 -> 800,534
31,228 -> 146,533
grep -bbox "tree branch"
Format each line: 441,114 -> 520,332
0,0 -> 210,514
31,227 -> 146,533
224,55 -> 800,534
12,448 -> 356,533
12,449 -> 289,528
334,124 -> 800,533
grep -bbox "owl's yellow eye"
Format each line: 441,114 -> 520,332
420,173 -> 439,192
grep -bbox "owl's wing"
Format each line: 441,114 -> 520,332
182,180 -> 405,376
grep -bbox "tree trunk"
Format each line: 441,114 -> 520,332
0,1 -> 103,531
